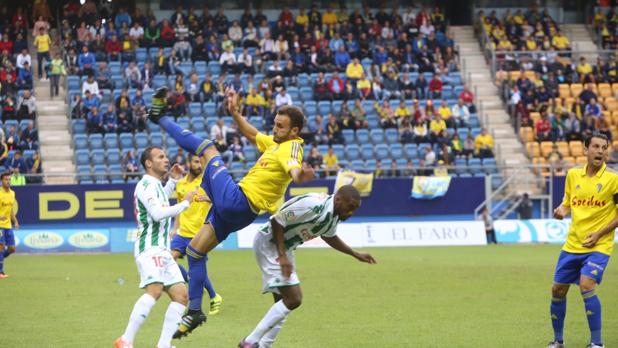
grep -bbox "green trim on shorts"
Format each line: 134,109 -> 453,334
165,281 -> 186,289
140,280 -> 164,289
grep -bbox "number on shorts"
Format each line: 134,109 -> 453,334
152,256 -> 164,268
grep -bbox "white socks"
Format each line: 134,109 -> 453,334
259,316 -> 288,348
122,293 -> 157,343
246,300 -> 292,343
157,302 -> 186,348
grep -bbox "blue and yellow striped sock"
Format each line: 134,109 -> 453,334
186,245 -> 207,312
582,289 -> 602,345
550,296 -> 566,343
159,116 -> 213,156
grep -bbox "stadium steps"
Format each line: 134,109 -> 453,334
562,24 -> 598,61
31,33 -> 74,184
453,26 -> 541,195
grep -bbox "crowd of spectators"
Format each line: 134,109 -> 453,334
61,3 -> 495,178
0,4 -> 49,183
592,7 -> 618,50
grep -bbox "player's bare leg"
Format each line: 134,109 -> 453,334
240,286 -> 303,347
547,283 -> 569,348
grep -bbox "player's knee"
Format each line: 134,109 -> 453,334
146,284 -> 164,300
173,291 -> 189,305
579,277 -> 597,293
283,294 -> 302,310
551,284 -> 569,298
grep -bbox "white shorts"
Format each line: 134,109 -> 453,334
253,232 -> 300,294
135,248 -> 185,289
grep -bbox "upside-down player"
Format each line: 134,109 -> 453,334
148,87 -> 315,337
239,185 -> 376,348
548,133 -> 618,348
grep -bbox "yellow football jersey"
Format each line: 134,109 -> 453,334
0,188 -> 16,229
176,174 -> 212,238
562,163 -> 618,256
239,132 -> 303,214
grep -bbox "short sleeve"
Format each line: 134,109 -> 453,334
175,183 -> 185,202
272,194 -> 322,228
255,132 -> 275,153
278,141 -> 303,174
562,170 -> 572,207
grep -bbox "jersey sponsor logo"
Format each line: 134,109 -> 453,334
211,160 -> 220,167
23,232 -> 64,249
68,231 -> 109,249
570,196 -> 606,207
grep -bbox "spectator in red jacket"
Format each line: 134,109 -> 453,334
160,19 -> 176,47
428,73 -> 443,98
459,84 -> 477,113
328,71 -> 345,100
535,112 -> 551,141
105,34 -> 122,61
278,7 -> 294,27
0,36 -> 13,55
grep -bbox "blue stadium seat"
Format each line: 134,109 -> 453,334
243,146 -> 258,162
179,62 -> 193,76
374,144 -> 390,159
106,149 -> 121,164
384,128 -> 398,144
351,160 -> 364,171
366,116 -> 379,129
332,100 -> 343,113
356,129 -> 369,144
390,144 -> 403,159
195,61 -> 207,75
191,118 -> 206,132
468,158 -> 482,174
23,150 -> 35,162
74,134 -> 88,149
332,144 -> 345,159
404,144 -> 418,159
91,149 -> 106,165
300,87 -> 313,102
491,175 -> 504,190
135,133 -> 149,148
360,144 -> 374,161
203,102 -> 216,116
68,75 -> 80,90
455,158 -> 468,175
342,129 -> 355,144
135,48 -> 147,62
245,161 -> 256,169
418,143 -> 431,157
104,133 -> 118,149
153,75 -> 167,89
177,116 -> 191,130
166,136 -> 177,149
189,102 -> 202,117
287,87 -> 300,102
88,134 -> 103,150
230,161 -> 244,175
317,144 -> 329,154
77,165 -> 91,182
298,74 -> 310,88
396,158 -> 407,170
109,164 -> 124,183
75,149 -> 90,166
208,61 -> 221,75
369,129 -> 385,144
150,132 -> 164,147
366,159 -> 376,170
303,101 -> 317,115
483,158 -> 498,174
147,122 -> 159,133
93,165 -> 109,184
346,144 -> 360,161
109,61 -> 121,75
249,117 -> 263,132
318,101 -> 332,115
119,133 -> 134,150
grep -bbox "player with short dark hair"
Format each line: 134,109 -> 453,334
548,133 -> 617,348
115,146 -> 196,348
0,172 -> 19,279
170,153 -> 223,316
239,185 -> 376,347
148,87 -> 315,337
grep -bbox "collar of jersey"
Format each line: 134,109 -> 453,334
581,162 -> 607,178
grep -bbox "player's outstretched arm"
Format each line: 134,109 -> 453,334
289,163 -> 316,184
227,89 -> 258,144
322,235 -> 377,264
553,204 -> 571,220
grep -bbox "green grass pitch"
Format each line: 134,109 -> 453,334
0,244 -> 616,347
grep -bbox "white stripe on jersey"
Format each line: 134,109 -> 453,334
134,175 -> 172,257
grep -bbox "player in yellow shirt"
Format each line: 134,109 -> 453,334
148,87 -> 315,337
0,172 -> 19,278
549,133 -> 618,348
170,153 -> 223,318
33,27 -> 52,80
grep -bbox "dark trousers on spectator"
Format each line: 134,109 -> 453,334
37,51 -> 50,79
50,74 -> 60,96
486,229 -> 497,244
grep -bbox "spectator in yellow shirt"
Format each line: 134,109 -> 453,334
345,58 -> 364,81
395,102 -> 411,119
33,27 -> 51,80
429,115 -> 447,142
552,31 -> 571,50
576,57 -> 595,83
322,7 -> 338,26
323,147 -> 339,176
296,8 -> 309,26
245,88 -> 265,116
356,73 -> 372,99
475,128 -> 495,158
525,36 -> 537,51
437,100 -> 454,127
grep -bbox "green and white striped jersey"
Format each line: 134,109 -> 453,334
260,192 -> 339,251
133,174 -> 187,257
